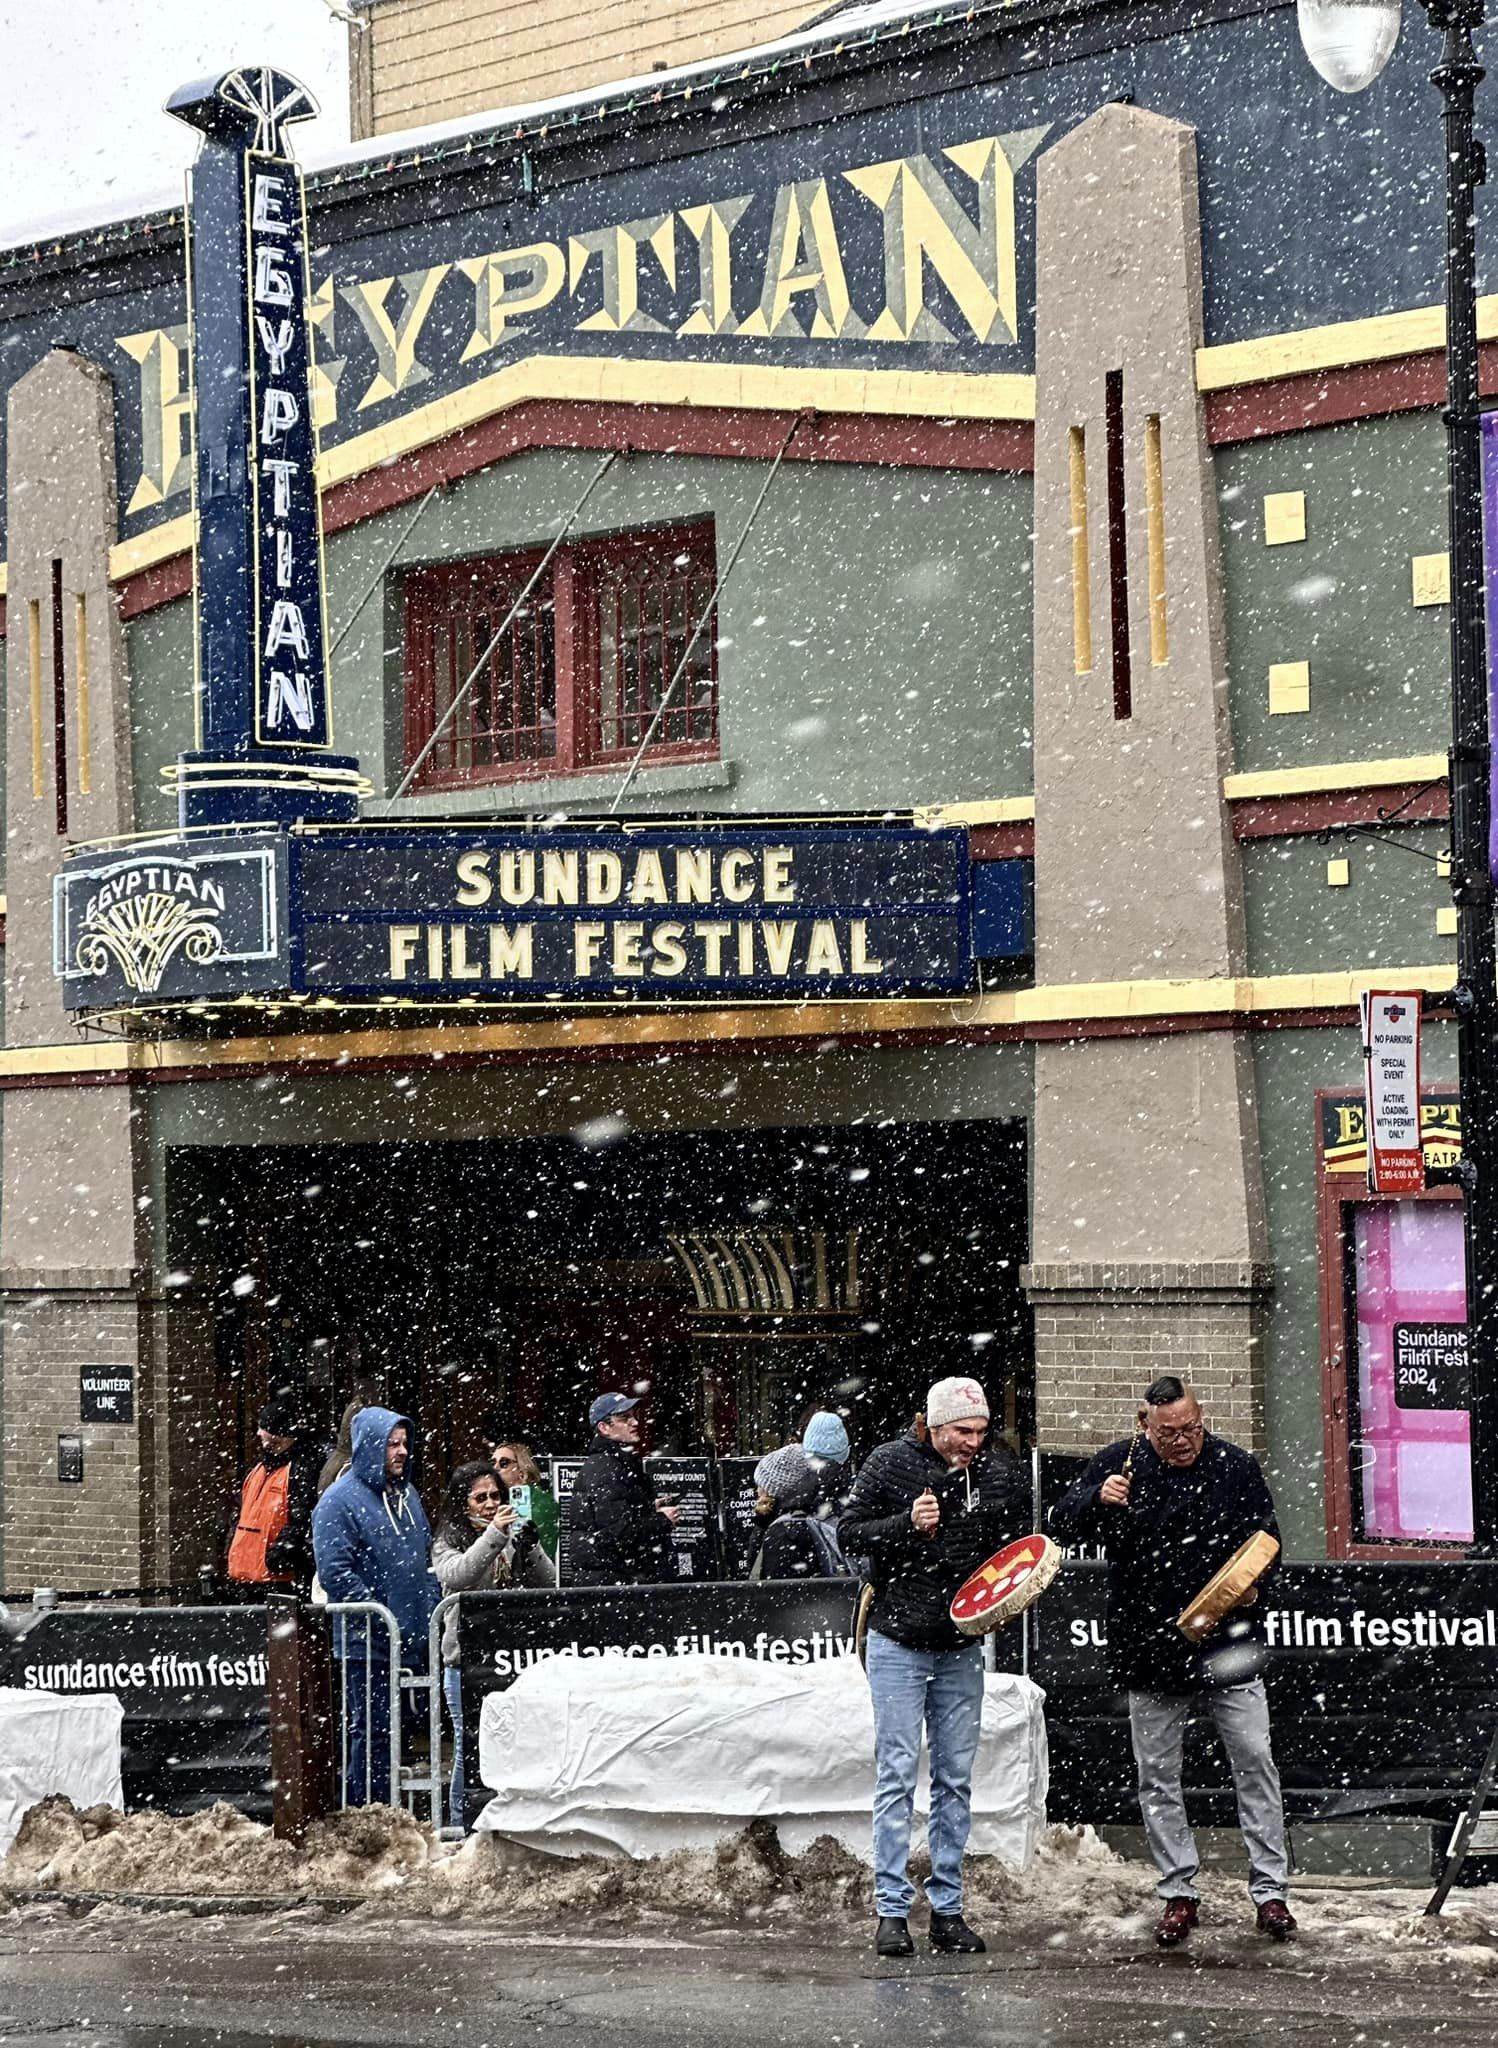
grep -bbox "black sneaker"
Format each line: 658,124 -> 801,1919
876,1916 -> 915,1957
929,1912 -> 986,1954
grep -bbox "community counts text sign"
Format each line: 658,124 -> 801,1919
56,821 -> 990,1009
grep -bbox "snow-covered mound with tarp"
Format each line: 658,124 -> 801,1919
0,1688 -> 123,1859
473,1651 -> 1048,1865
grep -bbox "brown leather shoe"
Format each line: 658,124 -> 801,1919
1256,1899 -> 1297,1942
1154,1897 -> 1199,1947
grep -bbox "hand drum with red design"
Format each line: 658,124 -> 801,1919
949,1534 -> 1062,1637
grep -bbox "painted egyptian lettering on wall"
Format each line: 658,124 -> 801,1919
117,123 -> 1047,521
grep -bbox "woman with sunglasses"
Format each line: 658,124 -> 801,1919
433,1459 -> 555,1826
490,1439 -> 560,1562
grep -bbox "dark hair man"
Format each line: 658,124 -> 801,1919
1048,1376 -> 1293,1948
839,1375 -> 1029,1960
567,1393 -> 680,1587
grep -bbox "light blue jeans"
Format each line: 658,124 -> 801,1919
865,1628 -> 985,1919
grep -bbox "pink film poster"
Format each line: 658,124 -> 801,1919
1353,1202 -> 1471,1543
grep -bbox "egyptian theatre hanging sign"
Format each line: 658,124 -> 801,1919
53,66 -> 1024,1017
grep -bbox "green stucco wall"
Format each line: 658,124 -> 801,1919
1217,410 -> 1449,776
125,451 -> 1036,821
1241,820 -> 1455,979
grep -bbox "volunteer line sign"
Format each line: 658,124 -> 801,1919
57,821 -> 987,1008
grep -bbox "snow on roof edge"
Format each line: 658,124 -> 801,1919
0,0 -> 1044,264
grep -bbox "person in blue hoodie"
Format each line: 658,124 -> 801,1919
311,1406 -> 438,1807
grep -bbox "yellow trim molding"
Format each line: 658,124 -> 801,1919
1196,293 -> 1498,392
1223,754 -> 1447,803
0,962 -> 1457,1084
103,354 -> 1039,588
914,796 -> 1034,827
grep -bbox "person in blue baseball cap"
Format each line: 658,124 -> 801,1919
569,1391 -> 680,1587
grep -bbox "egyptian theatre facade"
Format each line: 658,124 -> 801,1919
0,1 -> 1477,1591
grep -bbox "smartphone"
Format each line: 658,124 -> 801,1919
508,1484 -> 532,1522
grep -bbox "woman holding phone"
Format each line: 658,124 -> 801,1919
491,1439 -> 560,1562
433,1460 -> 555,1826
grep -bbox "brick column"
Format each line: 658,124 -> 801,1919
1024,1261 -> 1270,1455
1024,106 -> 1269,1455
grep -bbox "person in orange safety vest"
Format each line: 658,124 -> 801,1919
226,1397 -> 320,1593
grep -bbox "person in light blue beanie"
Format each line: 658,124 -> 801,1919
802,1411 -> 851,1466
748,1410 -> 855,1580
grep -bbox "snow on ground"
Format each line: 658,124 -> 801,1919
4,1798 -> 1498,1974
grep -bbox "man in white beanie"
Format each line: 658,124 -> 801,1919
839,1375 -> 1028,1958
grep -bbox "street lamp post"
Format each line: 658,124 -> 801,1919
1299,0 -> 1498,1553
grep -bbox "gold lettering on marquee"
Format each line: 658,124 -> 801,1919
459,242 -> 566,361
575,922 -> 607,974
762,922 -> 797,975
805,921 -> 844,974
651,922 -> 688,976
117,324 -> 193,514
569,216 -> 677,333
390,925 -> 421,978
340,265 -> 452,409
698,921 -> 732,976
739,180 -> 861,341
844,130 -> 1046,344
612,922 -> 646,976
498,850 -> 537,906
763,848 -> 796,903
542,849 -> 580,904
448,924 -> 483,979
674,850 -> 712,904
455,851 -> 491,906
850,920 -> 884,973
489,925 -> 534,978
678,196 -> 752,336
720,850 -> 756,903
586,851 -> 623,904
628,850 -> 669,905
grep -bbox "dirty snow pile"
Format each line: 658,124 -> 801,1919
4,1799 -> 1498,1972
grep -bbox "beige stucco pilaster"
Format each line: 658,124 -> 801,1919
1022,105 -> 1268,1453
1,350 -> 154,1590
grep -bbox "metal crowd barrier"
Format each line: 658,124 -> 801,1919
324,1601 -> 406,1811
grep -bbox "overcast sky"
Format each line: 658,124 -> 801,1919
0,0 -> 351,246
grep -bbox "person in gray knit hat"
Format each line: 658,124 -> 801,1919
839,1376 -> 1028,1958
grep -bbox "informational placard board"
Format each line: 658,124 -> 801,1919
646,1455 -> 718,1580
1361,990 -> 1425,1194
716,1457 -> 764,1579
548,1457 -> 584,1586
80,1366 -> 135,1424
1393,1321 -> 1470,1411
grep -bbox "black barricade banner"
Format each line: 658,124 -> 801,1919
0,1605 -> 273,1817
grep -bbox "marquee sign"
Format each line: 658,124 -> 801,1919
164,68 -> 362,828
56,821 -> 1005,1010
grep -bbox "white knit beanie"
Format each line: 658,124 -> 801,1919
925,1376 -> 990,1428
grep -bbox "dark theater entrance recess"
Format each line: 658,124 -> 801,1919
172,1118 -> 1029,1524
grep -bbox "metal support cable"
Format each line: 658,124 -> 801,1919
328,484 -> 441,658
608,416 -> 805,816
384,450 -> 621,809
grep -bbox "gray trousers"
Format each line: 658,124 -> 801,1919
1128,1680 -> 1289,1905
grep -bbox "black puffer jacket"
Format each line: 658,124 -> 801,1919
568,1436 -> 676,1587
839,1428 -> 1030,1653
1048,1433 -> 1280,1693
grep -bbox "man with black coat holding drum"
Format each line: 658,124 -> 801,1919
839,1374 -> 1029,1959
1048,1374 -> 1294,1948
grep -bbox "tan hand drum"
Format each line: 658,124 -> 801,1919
949,1534 -> 1062,1637
1176,1529 -> 1280,1641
